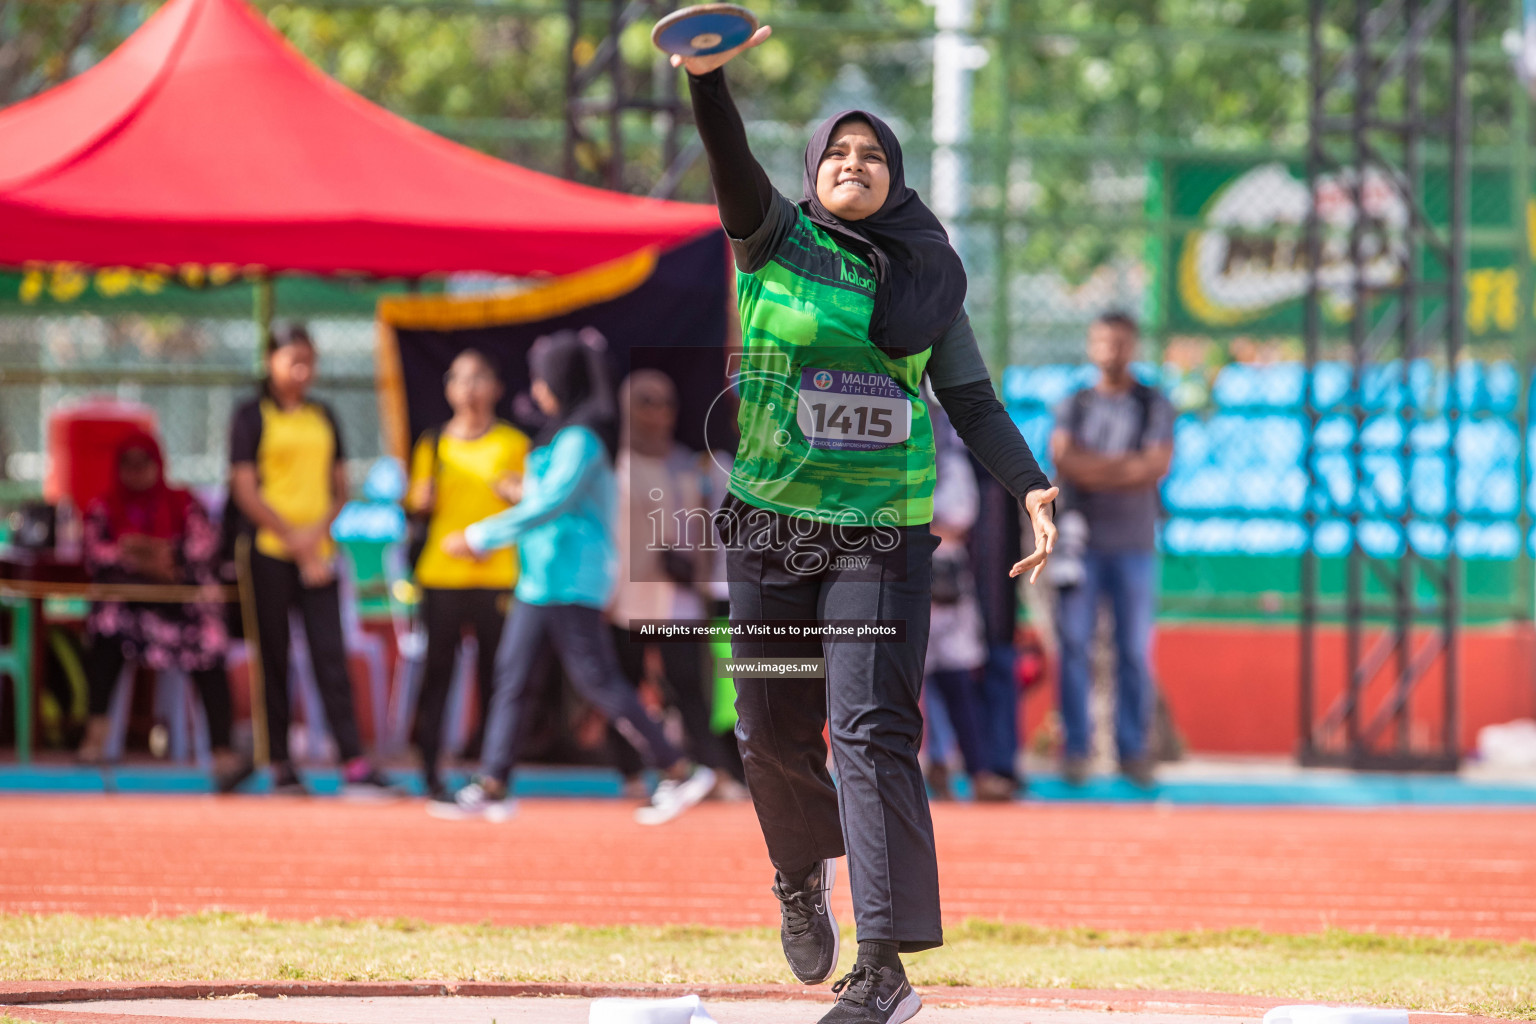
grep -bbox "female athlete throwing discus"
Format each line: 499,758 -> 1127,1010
668,19 -> 1058,1024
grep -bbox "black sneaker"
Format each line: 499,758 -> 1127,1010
1062,755 -> 1090,787
773,858 -> 839,985
213,756 -> 256,795
425,779 -> 516,822
819,963 -> 921,1023
923,761 -> 952,801
271,762 -> 309,796
1119,755 -> 1156,788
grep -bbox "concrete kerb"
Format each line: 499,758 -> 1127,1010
0,981 -> 1520,1024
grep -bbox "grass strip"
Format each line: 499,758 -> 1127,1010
0,914 -> 1531,1019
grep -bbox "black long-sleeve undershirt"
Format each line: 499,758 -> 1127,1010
934,380 -> 1053,506
688,69 -> 774,241
686,68 -> 1054,508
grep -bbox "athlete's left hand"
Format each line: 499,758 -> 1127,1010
1010,486 -> 1059,585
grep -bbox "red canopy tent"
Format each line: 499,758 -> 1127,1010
0,0 -> 720,277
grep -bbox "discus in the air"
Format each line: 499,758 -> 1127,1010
652,3 -> 759,57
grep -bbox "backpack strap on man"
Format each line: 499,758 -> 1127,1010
1067,386 -> 1094,438
1128,380 -> 1154,452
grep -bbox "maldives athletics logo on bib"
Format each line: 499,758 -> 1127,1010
796,367 -> 912,451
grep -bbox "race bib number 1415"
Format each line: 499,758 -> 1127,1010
796,367 -> 912,451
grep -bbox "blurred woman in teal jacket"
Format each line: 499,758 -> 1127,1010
433,329 -> 715,825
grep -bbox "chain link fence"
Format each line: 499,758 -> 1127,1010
0,312 -> 383,501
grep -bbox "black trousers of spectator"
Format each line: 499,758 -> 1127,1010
608,625 -> 743,782
414,587 -> 507,786
84,635 -> 234,750
923,667 -> 988,776
247,549 -> 362,764
720,495 -> 942,953
480,602 -> 682,786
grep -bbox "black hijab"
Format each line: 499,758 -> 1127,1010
527,328 -> 616,454
800,110 -> 967,358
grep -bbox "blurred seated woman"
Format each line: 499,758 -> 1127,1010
75,431 -> 248,790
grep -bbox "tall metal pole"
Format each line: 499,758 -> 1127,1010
1396,0 -> 1421,756
1512,0 -> 1536,709
930,0 -> 983,260
563,0 -> 582,181
606,0 -> 624,190
1300,0 -> 1325,763
988,0 -> 1012,373
1345,0 -> 1369,758
657,0 -> 680,176
1513,0 -> 1536,628
1444,0 -> 1470,762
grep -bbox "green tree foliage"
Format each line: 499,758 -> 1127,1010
0,1 -> 150,104
255,0 -> 942,190
259,3 -> 573,172
976,0 -> 1520,281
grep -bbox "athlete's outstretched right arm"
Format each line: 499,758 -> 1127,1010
688,69 -> 775,242
674,26 -> 791,269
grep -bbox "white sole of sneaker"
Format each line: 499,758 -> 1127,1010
426,800 -> 516,823
816,857 -> 840,985
889,988 -> 922,1022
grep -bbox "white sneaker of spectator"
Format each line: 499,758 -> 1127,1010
635,765 -> 716,826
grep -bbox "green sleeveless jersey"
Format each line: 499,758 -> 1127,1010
729,205 -> 937,527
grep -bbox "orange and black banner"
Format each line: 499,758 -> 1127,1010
375,231 -> 729,460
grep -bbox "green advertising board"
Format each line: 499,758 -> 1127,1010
1161,159 -> 1531,343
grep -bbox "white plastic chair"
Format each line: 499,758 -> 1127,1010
103,663 -> 211,767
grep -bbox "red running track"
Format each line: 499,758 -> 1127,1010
4,796 -> 1535,939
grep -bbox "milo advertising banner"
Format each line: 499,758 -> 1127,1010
1164,159 -> 1530,340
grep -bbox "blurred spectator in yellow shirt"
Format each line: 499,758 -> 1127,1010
405,349 -> 530,801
